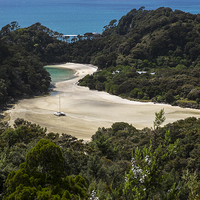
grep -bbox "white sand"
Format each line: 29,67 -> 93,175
7,63 -> 200,141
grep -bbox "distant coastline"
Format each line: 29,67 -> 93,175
1,1 -> 200,36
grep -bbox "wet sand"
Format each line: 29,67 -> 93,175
7,63 -> 200,141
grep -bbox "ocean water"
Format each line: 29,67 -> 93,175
0,0 -> 200,35
44,66 -> 75,83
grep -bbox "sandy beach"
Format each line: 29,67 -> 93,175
7,63 -> 200,141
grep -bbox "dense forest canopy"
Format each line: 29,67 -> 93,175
0,22 -> 51,106
0,112 -> 200,199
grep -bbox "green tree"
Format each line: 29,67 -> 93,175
24,139 -> 64,179
165,89 -> 175,104
130,88 -> 141,98
123,131 -> 180,199
152,109 -> 166,149
182,170 -> 200,200
3,139 -> 88,199
153,108 -> 166,130
196,98 -> 200,107
123,110 -> 180,199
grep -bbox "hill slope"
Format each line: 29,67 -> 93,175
76,7 -> 200,107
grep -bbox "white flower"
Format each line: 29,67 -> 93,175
145,155 -> 151,166
140,178 -> 144,183
130,157 -> 149,183
145,169 -> 150,174
167,189 -> 172,193
90,190 -> 99,200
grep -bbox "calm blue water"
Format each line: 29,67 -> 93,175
0,0 -> 200,35
44,66 -> 75,83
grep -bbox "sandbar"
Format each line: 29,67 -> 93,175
7,63 -> 200,141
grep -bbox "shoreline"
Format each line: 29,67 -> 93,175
6,63 -> 200,141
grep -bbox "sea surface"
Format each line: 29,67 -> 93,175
44,66 -> 75,83
1,0 -> 200,35
2,0 -> 200,83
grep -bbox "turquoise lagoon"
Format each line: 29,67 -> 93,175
44,66 -> 75,83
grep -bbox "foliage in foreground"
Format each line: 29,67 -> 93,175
1,110 -> 200,199
3,139 -> 88,200
124,109 -> 180,199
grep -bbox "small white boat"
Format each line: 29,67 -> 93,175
54,94 -> 65,117
54,111 -> 65,116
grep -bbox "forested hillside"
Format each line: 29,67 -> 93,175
1,111 -> 200,199
0,22 -> 74,106
75,7 -> 200,108
0,22 -> 52,106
